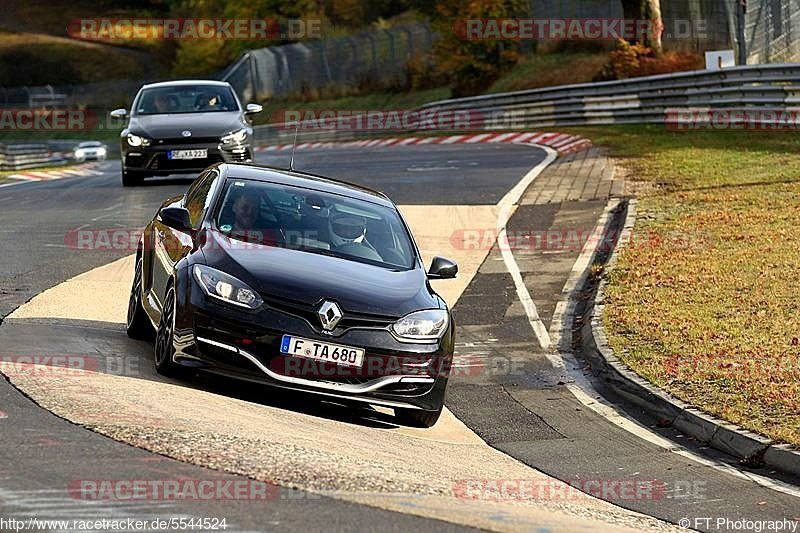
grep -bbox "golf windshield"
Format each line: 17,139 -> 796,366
135,85 -> 239,115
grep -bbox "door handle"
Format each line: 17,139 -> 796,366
157,230 -> 165,239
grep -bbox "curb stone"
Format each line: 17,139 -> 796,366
581,198 -> 800,478
255,131 -> 593,155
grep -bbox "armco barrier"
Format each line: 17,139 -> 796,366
0,143 -> 66,171
254,64 -> 800,148
418,64 -> 800,129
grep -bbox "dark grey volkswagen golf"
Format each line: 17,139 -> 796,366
111,80 -> 262,187
127,162 -> 459,427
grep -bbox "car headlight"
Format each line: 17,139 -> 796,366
392,309 -> 449,341
97,147 -> 107,155
74,149 -> 85,157
221,128 -> 248,144
193,264 -> 263,310
127,133 -> 150,147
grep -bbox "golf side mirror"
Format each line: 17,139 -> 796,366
109,108 -> 128,119
245,103 -> 263,114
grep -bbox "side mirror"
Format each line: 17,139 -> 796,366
158,206 -> 192,233
245,103 -> 263,114
428,256 -> 458,279
109,108 -> 128,119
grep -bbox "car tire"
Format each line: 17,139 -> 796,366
126,257 -> 154,340
154,286 -> 184,378
122,168 -> 146,187
395,406 -> 443,428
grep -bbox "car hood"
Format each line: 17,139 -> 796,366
129,112 -> 245,138
203,231 -> 438,318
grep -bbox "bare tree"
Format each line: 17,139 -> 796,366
620,0 -> 663,55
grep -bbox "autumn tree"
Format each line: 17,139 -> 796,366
413,0 -> 526,97
620,0 -> 662,55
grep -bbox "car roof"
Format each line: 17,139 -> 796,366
213,163 -> 393,207
140,80 -> 232,90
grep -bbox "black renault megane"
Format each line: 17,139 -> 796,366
127,163 -> 458,427
111,80 -> 262,187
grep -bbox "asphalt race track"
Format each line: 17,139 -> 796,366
0,143 -> 798,532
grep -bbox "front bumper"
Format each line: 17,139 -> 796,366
122,140 -> 252,175
173,279 -> 453,412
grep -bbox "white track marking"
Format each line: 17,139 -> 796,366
464,133 -> 494,143
495,144 -> 558,349
488,132 -> 520,143
544,198 -> 800,500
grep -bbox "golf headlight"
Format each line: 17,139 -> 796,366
392,309 -> 448,341
193,265 -> 262,309
97,147 -> 107,155
221,128 -> 248,144
74,149 -> 85,157
127,133 -> 150,147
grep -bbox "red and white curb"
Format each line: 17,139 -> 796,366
255,131 -> 592,156
2,163 -> 105,185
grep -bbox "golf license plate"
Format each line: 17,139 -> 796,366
280,334 -> 364,367
168,149 -> 207,160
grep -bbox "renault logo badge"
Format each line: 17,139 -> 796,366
318,301 -> 342,331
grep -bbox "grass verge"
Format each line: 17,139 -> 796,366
253,88 -> 452,125
488,52 -> 608,93
565,124 -> 800,447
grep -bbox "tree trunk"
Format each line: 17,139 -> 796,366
620,0 -> 663,55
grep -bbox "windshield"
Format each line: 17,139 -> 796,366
135,85 -> 239,115
214,178 -> 417,270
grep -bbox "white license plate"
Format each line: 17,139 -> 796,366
168,149 -> 207,160
280,335 -> 364,367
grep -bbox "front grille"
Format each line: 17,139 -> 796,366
156,137 -> 221,145
260,295 -> 395,333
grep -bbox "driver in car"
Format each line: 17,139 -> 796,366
329,212 -> 383,262
153,93 -> 173,113
229,191 -> 283,245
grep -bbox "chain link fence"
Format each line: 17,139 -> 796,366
743,0 -> 800,63
221,22 -> 435,102
527,0 -> 800,63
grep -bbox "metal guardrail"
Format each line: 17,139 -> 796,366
418,64 -> 800,129
252,63 -> 800,148
0,143 -> 66,171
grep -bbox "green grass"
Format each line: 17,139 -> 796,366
253,88 -> 452,125
0,31 -> 154,86
488,52 -> 608,93
254,52 -> 609,125
565,124 -> 800,447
